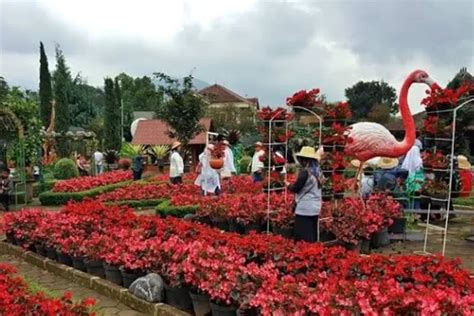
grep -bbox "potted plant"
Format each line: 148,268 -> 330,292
104,149 -> 120,171
209,142 -> 225,170
147,145 -> 170,173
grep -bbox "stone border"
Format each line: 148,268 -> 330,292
0,242 -> 189,316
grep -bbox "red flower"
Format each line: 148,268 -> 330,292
286,88 -> 322,108
52,170 -> 133,192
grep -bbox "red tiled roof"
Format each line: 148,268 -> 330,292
199,84 -> 259,107
131,118 -> 212,145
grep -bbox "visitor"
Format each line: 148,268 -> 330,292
93,150 -> 104,175
76,154 -> 88,176
286,146 -> 322,243
402,140 -> 424,209
0,168 -> 11,211
221,140 -> 236,190
375,158 -> 400,192
169,141 -> 184,185
458,155 -> 472,196
251,142 -> 265,183
132,151 -> 145,181
33,166 -> 40,182
195,144 -> 221,196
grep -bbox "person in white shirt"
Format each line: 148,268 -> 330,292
195,144 -> 221,195
169,141 -> 184,184
221,140 -> 236,178
93,150 -> 104,175
251,142 -> 265,182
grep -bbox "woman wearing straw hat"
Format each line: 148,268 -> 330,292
286,146 -> 323,243
458,155 -> 472,198
169,141 -> 184,184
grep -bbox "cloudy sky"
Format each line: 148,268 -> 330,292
1,0 -> 473,113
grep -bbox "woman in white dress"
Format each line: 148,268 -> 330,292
195,144 -> 221,196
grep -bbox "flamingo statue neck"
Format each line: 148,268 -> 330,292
391,72 -> 418,157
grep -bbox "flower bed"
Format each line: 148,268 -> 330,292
3,202 -> 472,314
52,170 -> 133,193
0,263 -> 95,315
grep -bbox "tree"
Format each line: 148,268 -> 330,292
103,78 -> 121,151
366,103 -> 391,124
114,77 -> 123,141
53,45 -> 72,157
39,42 -> 53,128
0,76 -> 9,103
345,81 -> 397,119
69,74 -> 104,128
154,72 -> 206,145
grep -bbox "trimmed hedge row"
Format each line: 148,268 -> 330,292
105,199 -> 165,208
33,180 -> 57,197
155,200 -> 199,218
38,180 -> 133,206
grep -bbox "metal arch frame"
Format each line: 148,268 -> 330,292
441,96 -> 474,255
291,106 -> 323,149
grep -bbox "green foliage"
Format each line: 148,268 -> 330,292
0,76 -> 8,103
206,105 -> 256,135
120,143 -> 144,158
39,180 -> 132,205
39,42 -> 53,128
103,78 -> 121,151
2,87 -> 43,165
238,155 -> 252,174
147,144 -> 170,159
53,158 -> 79,180
116,73 -> 163,141
155,200 -> 199,218
367,103 -> 391,124
69,75 -> 104,128
53,45 -> 72,157
154,73 -> 206,145
345,80 -> 397,119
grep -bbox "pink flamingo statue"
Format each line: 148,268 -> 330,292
345,69 -> 436,184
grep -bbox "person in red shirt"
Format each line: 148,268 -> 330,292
458,155 -> 472,197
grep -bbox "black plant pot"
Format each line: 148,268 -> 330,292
35,244 -> 47,257
57,251 -> 73,266
318,229 -> 336,242
272,225 -> 294,239
5,232 -> 16,245
228,220 -> 245,234
210,302 -> 237,316
212,218 -> 230,231
388,218 -> 406,234
72,256 -> 87,272
104,263 -> 123,286
121,268 -> 145,288
370,228 -> 390,249
237,308 -> 259,316
46,246 -> 58,261
322,194 -> 333,202
244,223 -> 261,234
164,283 -> 193,310
322,170 -> 333,178
84,259 -> 105,278
360,239 -> 371,254
197,216 -> 213,226
189,291 -> 211,316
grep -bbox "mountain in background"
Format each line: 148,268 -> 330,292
152,77 -> 210,90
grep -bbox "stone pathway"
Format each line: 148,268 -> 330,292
0,254 -> 148,316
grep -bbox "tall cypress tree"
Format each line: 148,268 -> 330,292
53,45 -> 72,157
104,78 -> 121,151
114,77 -> 123,142
39,42 -> 53,128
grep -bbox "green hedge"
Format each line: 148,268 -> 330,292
155,200 -> 199,218
33,180 -> 57,197
38,180 -> 132,206
105,199 -> 165,208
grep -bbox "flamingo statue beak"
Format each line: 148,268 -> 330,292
423,76 -> 436,87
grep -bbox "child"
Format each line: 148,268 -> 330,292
0,168 -> 11,211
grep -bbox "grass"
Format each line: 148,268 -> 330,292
23,276 -> 60,298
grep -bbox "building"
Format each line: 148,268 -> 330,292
131,118 -> 214,167
199,84 -> 259,109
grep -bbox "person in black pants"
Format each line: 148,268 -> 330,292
132,153 -> 145,181
0,168 -> 11,211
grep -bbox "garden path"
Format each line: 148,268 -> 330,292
0,254 -> 147,316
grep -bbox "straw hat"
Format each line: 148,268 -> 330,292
254,141 -> 263,148
378,157 -> 399,169
171,141 -> 182,150
351,159 -> 367,169
296,146 -> 321,161
458,155 -> 471,170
